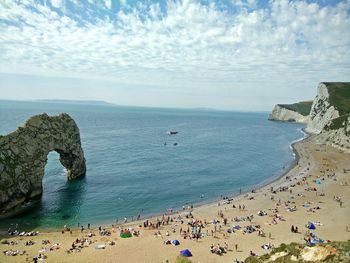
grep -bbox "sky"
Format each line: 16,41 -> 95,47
0,0 -> 349,111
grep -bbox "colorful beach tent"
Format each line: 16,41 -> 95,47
180,249 -> 192,257
307,223 -> 316,230
308,238 -> 327,246
171,240 -> 180,246
120,231 -> 132,238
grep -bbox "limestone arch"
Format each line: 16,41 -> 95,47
0,113 -> 86,218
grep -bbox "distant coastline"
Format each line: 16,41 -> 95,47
0,99 -> 116,107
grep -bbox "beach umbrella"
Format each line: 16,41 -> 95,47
180,249 -> 192,257
171,240 -> 180,246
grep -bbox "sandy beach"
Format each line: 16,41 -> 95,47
1,134 -> 349,263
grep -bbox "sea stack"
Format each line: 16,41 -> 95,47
0,113 -> 86,218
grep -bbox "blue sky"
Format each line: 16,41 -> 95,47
0,0 -> 349,111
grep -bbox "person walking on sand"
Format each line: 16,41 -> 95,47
224,242 -> 228,251
235,243 -> 238,251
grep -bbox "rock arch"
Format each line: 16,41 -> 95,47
0,113 -> 86,218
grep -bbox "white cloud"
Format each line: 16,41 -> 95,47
232,0 -> 257,9
0,0 -> 349,109
104,0 -> 112,9
51,0 -> 63,8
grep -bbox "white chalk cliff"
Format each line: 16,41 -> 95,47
320,116 -> 350,152
268,105 -> 309,123
306,83 -> 340,134
270,82 -> 350,152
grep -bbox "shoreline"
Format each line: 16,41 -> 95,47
0,128 -> 308,233
1,131 -> 349,262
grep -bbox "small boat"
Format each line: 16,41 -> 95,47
166,131 -> 178,135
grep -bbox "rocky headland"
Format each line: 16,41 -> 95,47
269,82 -> 350,152
268,101 -> 312,123
0,113 -> 86,218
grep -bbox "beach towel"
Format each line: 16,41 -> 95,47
95,244 -> 106,249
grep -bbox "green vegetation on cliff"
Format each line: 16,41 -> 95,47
278,101 -> 313,116
325,82 -> 350,115
244,240 -> 350,263
324,113 -> 350,134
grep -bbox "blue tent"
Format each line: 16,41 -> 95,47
308,223 -> 316,230
171,240 -> 180,246
308,240 -> 317,246
180,249 -> 192,257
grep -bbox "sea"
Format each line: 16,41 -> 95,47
0,100 -> 305,230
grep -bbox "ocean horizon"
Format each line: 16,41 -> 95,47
0,100 -> 304,230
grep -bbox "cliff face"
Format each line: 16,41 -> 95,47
306,83 -> 340,134
320,114 -> 350,152
269,82 -> 350,152
306,82 -> 350,151
268,104 -> 309,123
0,113 -> 86,218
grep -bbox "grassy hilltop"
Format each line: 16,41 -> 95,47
323,82 -> 350,132
325,82 -> 350,116
277,101 -> 313,116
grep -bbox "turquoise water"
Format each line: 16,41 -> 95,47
0,101 -> 304,229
